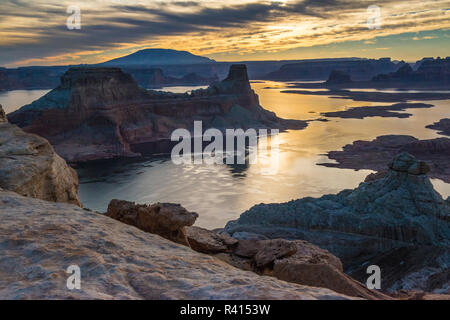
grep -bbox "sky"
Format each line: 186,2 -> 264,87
0,0 -> 449,67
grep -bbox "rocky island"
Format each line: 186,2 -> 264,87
320,135 -> 450,183
8,65 -> 306,163
0,110 -> 368,300
427,119 -> 450,137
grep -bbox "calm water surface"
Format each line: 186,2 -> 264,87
0,90 -> 50,114
3,84 -> 449,228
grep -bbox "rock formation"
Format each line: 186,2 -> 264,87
373,57 -> 450,84
264,58 -> 398,81
214,238 -> 390,300
225,153 -> 450,292
186,226 -> 238,253
325,70 -> 353,85
321,135 -> 450,183
427,118 -> 450,137
106,199 -> 387,299
8,65 -> 306,163
321,102 -> 434,119
121,67 -> 218,88
100,48 -> 215,66
106,199 -> 198,245
0,189 -> 355,300
0,104 -> 80,206
0,104 -> 6,122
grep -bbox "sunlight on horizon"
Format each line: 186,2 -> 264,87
0,0 -> 448,67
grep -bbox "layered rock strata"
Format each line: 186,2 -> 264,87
321,135 -> 450,183
8,65 -> 306,163
0,104 -> 80,206
225,153 -> 450,292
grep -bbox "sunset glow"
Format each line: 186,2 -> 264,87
0,0 -> 449,66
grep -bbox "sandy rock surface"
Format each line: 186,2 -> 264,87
0,109 -> 80,206
0,189 -> 355,300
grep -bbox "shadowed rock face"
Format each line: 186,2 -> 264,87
0,106 -> 80,206
225,153 -> 449,292
321,135 -> 450,183
0,104 -> 6,122
106,199 -> 385,299
8,65 -> 306,163
373,57 -> 450,83
0,189 -> 355,300
427,118 -> 450,137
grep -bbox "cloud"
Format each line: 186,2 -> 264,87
0,0 -> 449,66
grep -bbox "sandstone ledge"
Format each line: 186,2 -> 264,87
0,108 -> 80,206
0,189 -> 354,300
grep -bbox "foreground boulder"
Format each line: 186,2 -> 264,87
0,104 -> 6,122
106,199 -> 385,299
225,153 -> 450,292
0,189 -> 354,300
186,226 -> 238,253
0,105 -> 80,206
106,199 -> 198,245
214,238 -> 389,300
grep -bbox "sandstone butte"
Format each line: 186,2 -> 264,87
8,64 -> 306,163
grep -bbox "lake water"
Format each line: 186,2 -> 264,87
0,90 -> 51,114
2,83 -> 449,229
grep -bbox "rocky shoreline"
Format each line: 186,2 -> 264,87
427,119 -> 450,137
281,89 -> 450,103
319,135 -> 450,183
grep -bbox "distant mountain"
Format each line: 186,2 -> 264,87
372,57 -> 450,83
263,58 -> 399,81
100,49 -> 215,66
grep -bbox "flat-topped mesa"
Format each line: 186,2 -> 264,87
0,104 -> 6,122
60,67 -> 136,90
9,65 -> 306,162
59,67 -> 148,104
